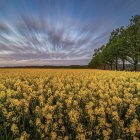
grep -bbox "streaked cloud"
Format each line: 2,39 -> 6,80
0,0 -> 140,66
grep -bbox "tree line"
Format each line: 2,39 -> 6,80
89,15 -> 140,71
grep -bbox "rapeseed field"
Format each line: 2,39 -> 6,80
0,69 -> 140,140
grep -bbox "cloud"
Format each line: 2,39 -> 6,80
0,21 -> 11,33
0,0 -> 140,66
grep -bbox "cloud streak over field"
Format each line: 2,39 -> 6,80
0,0 -> 140,66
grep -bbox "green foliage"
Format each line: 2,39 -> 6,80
89,15 -> 140,71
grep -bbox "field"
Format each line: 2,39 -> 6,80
0,69 -> 140,140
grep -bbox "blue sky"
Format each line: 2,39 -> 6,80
0,0 -> 140,66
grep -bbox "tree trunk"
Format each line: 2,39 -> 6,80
134,63 -> 137,72
133,59 -> 138,71
104,65 -> 106,70
122,59 -> 125,70
115,57 -> 118,70
110,63 -> 113,70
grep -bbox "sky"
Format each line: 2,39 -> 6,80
0,0 -> 140,66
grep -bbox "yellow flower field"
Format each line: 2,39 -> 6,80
0,69 -> 140,140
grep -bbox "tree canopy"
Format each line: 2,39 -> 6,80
89,15 -> 140,71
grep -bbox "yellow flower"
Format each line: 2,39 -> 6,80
46,113 -> 53,120
36,118 -> 41,126
130,126 -> 136,135
136,82 -> 140,90
102,129 -> 112,138
76,124 -> 84,133
61,126 -> 65,132
11,124 -> 19,135
112,111 -> 119,121
68,109 -> 79,124
76,133 -> 86,140
19,131 -> 30,140
63,136 -> 69,140
11,99 -> 20,106
51,132 -> 57,139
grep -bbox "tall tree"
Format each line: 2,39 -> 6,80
109,28 -> 120,70
89,15 -> 140,71
126,15 -> 140,71
117,27 -> 128,70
